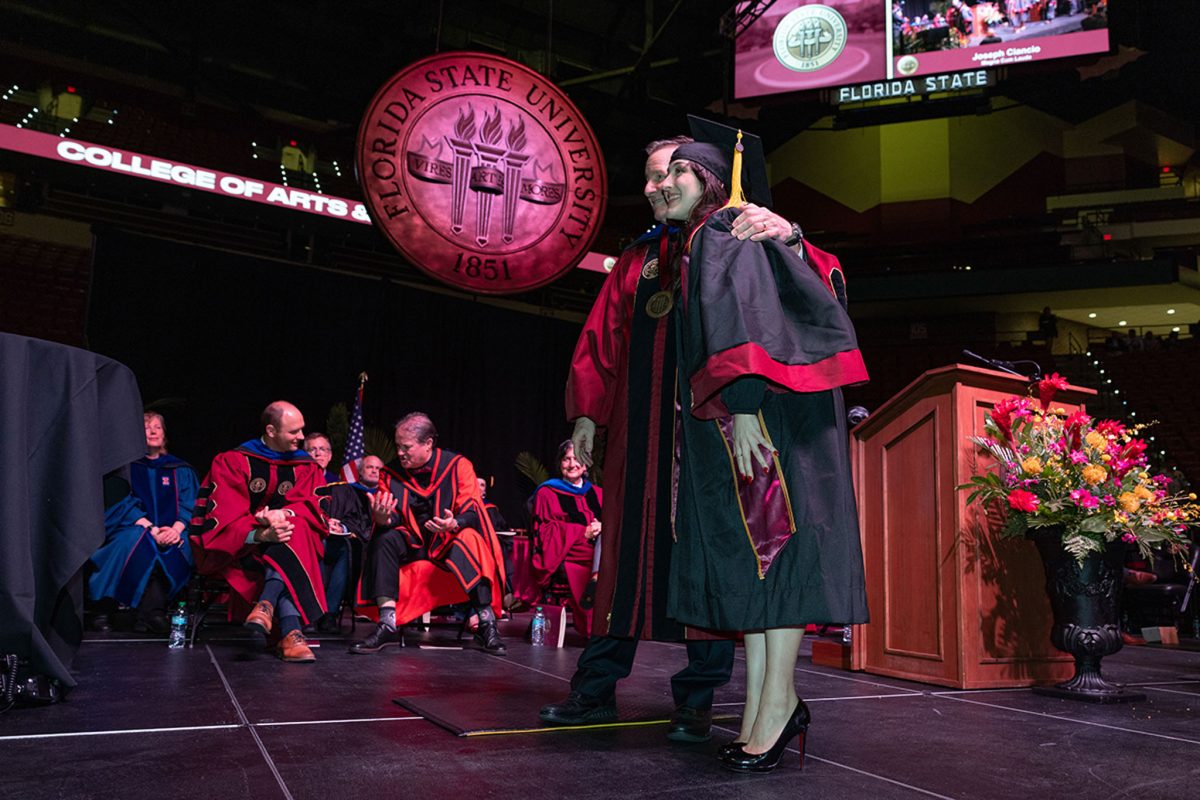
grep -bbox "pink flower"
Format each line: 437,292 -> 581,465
1110,458 -> 1135,481
1101,495 -> 1116,506
1069,450 -> 1089,464
1008,489 -> 1040,512
1070,489 -> 1100,509
1122,532 -> 1138,543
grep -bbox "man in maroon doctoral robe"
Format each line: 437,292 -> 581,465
350,413 -> 508,656
191,401 -> 327,662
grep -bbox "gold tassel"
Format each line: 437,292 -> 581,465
720,129 -> 746,210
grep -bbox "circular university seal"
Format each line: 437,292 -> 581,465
248,477 -> 268,494
357,52 -> 608,295
896,55 -> 920,76
772,5 -> 848,73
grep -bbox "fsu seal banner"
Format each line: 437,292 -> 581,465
356,52 -> 607,294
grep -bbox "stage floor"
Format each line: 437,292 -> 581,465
4,621 -> 1200,799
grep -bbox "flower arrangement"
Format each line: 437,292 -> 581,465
961,373 -> 1197,562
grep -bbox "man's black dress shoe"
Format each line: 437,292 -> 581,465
473,608 -> 507,655
666,705 -> 713,742
90,614 -> 112,633
348,624 -> 402,654
722,699 -> 811,773
538,691 -> 619,725
316,613 -> 341,634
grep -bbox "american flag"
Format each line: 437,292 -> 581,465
341,379 -> 365,483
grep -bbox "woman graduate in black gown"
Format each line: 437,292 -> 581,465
661,121 -> 869,773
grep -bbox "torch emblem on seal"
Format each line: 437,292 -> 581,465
406,105 -> 564,246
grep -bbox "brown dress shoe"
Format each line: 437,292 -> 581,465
277,630 -> 316,663
244,600 -> 274,636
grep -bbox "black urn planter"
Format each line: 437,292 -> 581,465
1030,529 -> 1145,704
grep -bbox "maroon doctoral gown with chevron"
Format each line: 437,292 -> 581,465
191,442 -> 328,624
566,228 -> 693,640
376,448 -> 507,623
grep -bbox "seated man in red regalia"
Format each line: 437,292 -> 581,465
350,412 -> 508,655
191,401 -> 327,662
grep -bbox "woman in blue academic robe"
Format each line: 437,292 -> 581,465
89,412 -> 198,632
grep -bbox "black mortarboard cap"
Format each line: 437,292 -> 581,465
670,115 -> 772,208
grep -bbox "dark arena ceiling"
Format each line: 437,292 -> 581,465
5,1 -> 1197,178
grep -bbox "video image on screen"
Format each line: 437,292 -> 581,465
733,0 -> 1110,99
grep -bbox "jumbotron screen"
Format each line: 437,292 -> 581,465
734,1 -> 1111,98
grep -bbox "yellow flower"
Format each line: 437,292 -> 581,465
1054,408 -> 1067,415
1139,472 -> 1149,480
1085,431 -> 1107,452
1134,486 -> 1154,501
1101,454 -> 1112,463
1190,493 -> 1197,501
1081,465 -> 1107,485
1021,457 -> 1043,475
1113,511 -> 1129,525
1118,492 -> 1141,513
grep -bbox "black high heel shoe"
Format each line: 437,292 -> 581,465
720,699 -> 810,773
717,740 -> 746,759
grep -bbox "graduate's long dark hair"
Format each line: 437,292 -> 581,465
676,160 -> 729,234
667,160 -> 729,279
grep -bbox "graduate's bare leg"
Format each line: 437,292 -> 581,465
743,627 -> 803,755
737,631 -> 766,743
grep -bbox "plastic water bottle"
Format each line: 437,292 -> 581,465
168,601 -> 188,649
531,606 -> 547,646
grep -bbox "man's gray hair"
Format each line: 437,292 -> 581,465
645,135 -> 693,155
395,412 -> 438,442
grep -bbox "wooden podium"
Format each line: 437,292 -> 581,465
848,365 -> 1095,689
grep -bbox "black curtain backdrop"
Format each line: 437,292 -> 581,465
86,228 -> 583,523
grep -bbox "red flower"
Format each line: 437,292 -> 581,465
1007,489 -> 1040,513
1063,410 -> 1091,450
1037,373 -> 1069,411
1121,439 -> 1148,461
1096,420 -> 1126,439
990,396 -> 1030,443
